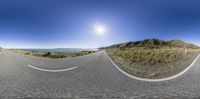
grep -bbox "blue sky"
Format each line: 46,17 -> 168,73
0,0 -> 200,48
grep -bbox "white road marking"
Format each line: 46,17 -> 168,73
27,65 -> 78,72
0,49 -> 4,55
105,50 -> 200,82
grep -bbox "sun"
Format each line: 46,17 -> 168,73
94,24 -> 106,35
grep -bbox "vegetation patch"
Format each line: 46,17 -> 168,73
105,39 -> 200,79
107,48 -> 200,79
13,49 -> 96,59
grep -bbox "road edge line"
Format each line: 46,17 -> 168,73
105,50 -> 200,82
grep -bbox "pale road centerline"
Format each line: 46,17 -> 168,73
27,65 -> 78,72
105,50 -> 200,82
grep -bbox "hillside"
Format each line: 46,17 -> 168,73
105,38 -> 200,78
103,39 -> 200,49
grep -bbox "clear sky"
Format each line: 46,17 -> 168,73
0,0 -> 200,48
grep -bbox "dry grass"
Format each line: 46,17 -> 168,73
13,49 -> 96,59
107,48 -> 200,78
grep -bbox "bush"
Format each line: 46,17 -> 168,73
43,52 -> 51,57
49,54 -> 66,58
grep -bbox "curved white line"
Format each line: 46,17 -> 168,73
0,49 -> 3,55
27,65 -> 78,72
105,50 -> 200,82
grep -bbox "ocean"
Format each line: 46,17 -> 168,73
20,48 -> 97,52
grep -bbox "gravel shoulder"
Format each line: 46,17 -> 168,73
106,49 -> 200,79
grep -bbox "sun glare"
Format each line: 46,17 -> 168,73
94,24 -> 106,35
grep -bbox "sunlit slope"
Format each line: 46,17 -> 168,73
103,39 -> 200,49
105,39 -> 200,79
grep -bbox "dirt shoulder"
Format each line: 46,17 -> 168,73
106,48 -> 200,79
13,49 -> 96,59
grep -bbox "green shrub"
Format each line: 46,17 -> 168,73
49,54 -> 66,58
43,52 -> 51,57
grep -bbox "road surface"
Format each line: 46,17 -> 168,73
0,49 -> 200,99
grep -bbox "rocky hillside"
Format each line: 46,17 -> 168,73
102,39 -> 200,49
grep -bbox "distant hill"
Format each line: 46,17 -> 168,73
102,39 -> 200,49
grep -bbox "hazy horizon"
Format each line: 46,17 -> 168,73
2,38 -> 199,49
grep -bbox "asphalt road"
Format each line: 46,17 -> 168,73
0,49 -> 200,99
